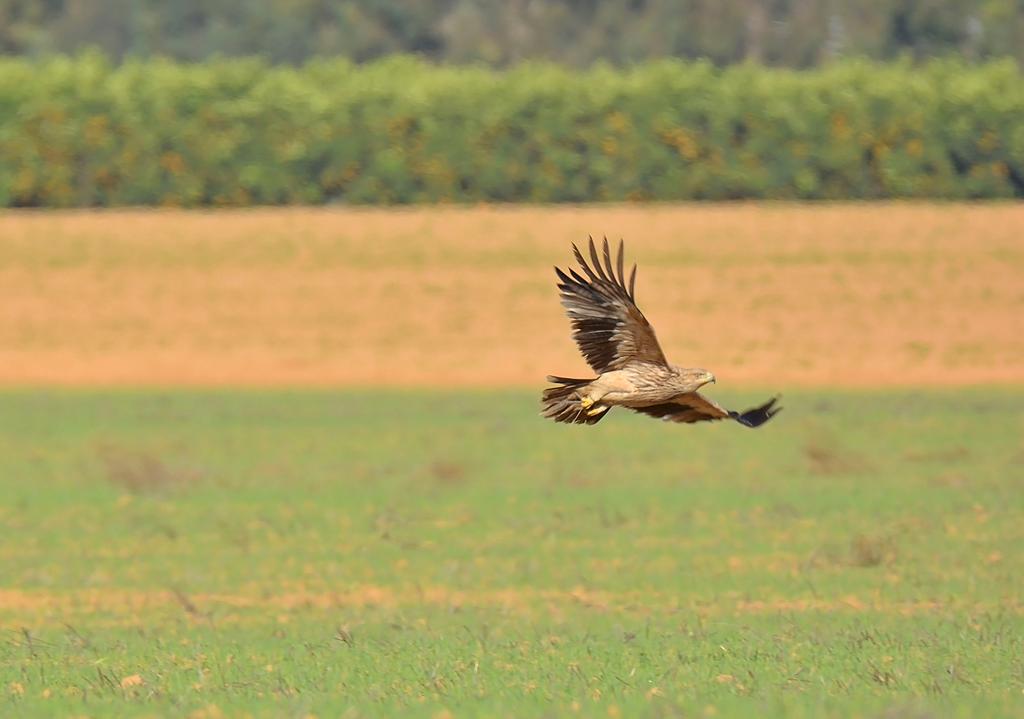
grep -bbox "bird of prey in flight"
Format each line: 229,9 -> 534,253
542,237 -> 781,428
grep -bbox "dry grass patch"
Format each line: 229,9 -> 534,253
96,444 -> 201,495
428,459 -> 467,486
848,533 -> 898,568
803,532 -> 899,571
1,204 -> 1022,387
804,432 -> 871,475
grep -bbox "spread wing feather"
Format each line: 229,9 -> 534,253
555,237 -> 667,373
634,394 -> 781,428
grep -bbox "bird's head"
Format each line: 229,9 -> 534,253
680,368 -> 716,390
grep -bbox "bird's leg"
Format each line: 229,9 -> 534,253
577,385 -> 607,415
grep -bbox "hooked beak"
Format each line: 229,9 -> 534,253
704,373 -> 716,386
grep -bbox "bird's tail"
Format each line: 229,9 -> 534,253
541,376 -> 610,425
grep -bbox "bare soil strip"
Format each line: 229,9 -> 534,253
1,204 -> 1021,387
1,587 -> 1017,625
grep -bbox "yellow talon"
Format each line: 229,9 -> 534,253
579,396 -> 594,409
587,405 -> 605,416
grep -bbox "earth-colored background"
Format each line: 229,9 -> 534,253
3,203 -> 1022,388
3,204 -> 1023,716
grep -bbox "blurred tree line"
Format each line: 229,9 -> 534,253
2,55 -> 1021,206
1,0 -> 1022,67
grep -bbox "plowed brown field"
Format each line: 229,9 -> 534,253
1,204 -> 1022,387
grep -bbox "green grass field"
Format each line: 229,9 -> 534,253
1,389 -> 1022,717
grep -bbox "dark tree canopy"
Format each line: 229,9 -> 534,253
1,0 -> 1022,67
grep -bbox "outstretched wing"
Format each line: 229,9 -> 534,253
555,237 -> 667,374
634,394 -> 781,428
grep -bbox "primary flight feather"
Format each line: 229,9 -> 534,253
542,237 -> 781,428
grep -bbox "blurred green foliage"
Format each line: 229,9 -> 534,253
1,54 -> 1022,206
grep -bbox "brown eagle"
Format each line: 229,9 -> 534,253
542,237 -> 781,428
